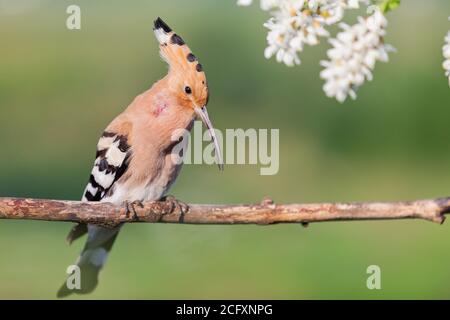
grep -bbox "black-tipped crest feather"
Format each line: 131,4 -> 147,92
153,17 -> 172,33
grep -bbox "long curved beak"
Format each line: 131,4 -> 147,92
195,106 -> 224,171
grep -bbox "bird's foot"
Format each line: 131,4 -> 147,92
124,200 -> 144,220
161,195 -> 189,222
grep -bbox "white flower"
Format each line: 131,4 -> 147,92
237,0 -> 281,10
443,30 -> 450,87
320,10 -> 393,102
315,0 -> 369,25
237,0 -> 254,6
264,18 -> 301,66
263,1 -> 325,66
260,0 -> 282,10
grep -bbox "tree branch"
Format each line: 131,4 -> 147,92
0,196 -> 449,228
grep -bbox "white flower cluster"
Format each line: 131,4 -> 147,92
238,0 -> 368,66
320,10 -> 392,102
238,0 -> 395,102
443,30 -> 450,87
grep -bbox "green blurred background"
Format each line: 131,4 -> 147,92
1,0 -> 450,299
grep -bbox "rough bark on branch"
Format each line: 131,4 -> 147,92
0,197 -> 449,228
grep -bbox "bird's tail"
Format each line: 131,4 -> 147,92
57,225 -> 120,298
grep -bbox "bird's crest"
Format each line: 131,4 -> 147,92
153,17 -> 204,75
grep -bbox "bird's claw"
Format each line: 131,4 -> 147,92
162,195 -> 189,221
124,200 -> 144,220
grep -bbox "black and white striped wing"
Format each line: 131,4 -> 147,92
67,131 -> 131,244
82,132 -> 131,202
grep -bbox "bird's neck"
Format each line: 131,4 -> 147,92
125,77 -> 196,151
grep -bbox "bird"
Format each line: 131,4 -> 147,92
57,17 -> 223,297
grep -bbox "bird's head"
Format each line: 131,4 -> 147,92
153,17 -> 223,170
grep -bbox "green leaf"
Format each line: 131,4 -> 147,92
378,0 -> 401,13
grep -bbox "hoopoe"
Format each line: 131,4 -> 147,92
57,17 -> 223,297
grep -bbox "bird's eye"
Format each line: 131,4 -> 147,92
184,86 -> 192,94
